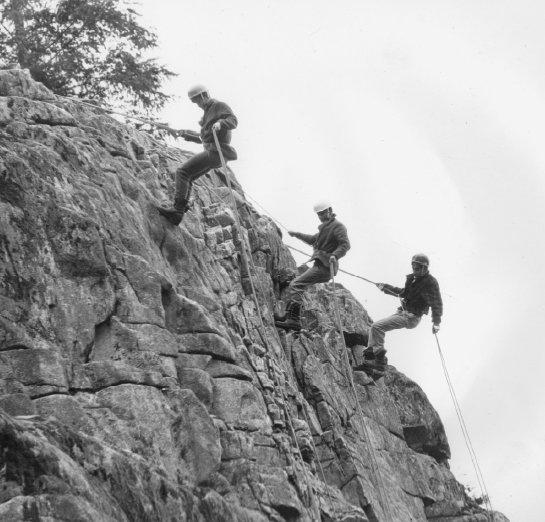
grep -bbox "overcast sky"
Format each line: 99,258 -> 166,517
139,2 -> 545,519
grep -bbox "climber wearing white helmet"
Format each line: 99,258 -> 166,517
355,254 -> 443,379
157,84 -> 238,225
275,202 -> 350,331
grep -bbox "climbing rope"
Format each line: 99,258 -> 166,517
434,334 -> 493,514
212,129 -> 320,516
222,177 -> 335,511
239,191 -> 380,285
61,95 -> 483,519
62,96 -> 177,134
202,137 -> 318,504
329,263 -> 393,522
224,183 -> 333,504
298,399 -> 328,486
49,91 -> 383,288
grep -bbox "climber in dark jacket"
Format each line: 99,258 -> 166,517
275,202 -> 350,331
356,254 -> 443,376
157,84 -> 238,225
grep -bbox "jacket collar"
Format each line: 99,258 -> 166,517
203,97 -> 215,111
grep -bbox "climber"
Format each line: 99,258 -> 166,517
275,202 -> 350,331
355,254 -> 443,377
157,85 -> 238,225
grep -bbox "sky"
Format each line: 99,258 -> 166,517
138,2 -> 545,519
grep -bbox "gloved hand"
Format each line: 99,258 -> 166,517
212,121 -> 222,132
329,255 -> 338,272
173,129 -> 189,139
432,324 -> 440,334
376,283 -> 385,291
168,128 -> 183,139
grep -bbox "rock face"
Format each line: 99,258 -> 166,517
0,70 -> 508,521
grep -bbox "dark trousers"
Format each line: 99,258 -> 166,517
285,261 -> 331,304
174,150 -> 221,206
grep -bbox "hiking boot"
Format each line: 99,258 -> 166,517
157,206 -> 185,225
275,302 -> 301,331
363,346 -> 375,359
362,346 -> 386,360
354,355 -> 388,380
157,198 -> 189,226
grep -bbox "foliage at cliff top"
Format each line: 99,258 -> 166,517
0,0 -> 175,112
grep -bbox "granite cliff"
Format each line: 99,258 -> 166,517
0,69 -> 508,522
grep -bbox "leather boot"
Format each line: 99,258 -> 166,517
362,346 -> 386,360
157,197 -> 188,226
275,301 -> 301,331
354,353 -> 388,379
363,346 -> 375,359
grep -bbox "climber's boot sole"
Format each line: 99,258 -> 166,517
157,206 -> 185,226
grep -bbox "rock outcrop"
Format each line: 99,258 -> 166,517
0,69 -> 508,521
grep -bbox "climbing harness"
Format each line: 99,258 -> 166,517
434,334 -> 493,515
329,263 -> 393,522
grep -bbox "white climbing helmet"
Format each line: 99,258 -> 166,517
188,84 -> 209,100
313,201 -> 332,213
411,253 -> 430,267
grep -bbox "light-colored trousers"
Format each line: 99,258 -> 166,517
368,310 -> 421,352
